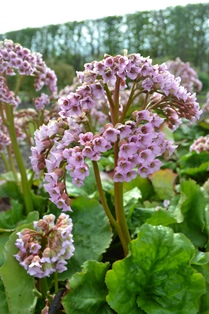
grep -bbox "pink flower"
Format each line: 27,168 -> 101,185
116,159 -> 132,174
82,145 -> 94,158
118,142 -> 138,159
103,126 -> 120,142
125,170 -> 137,182
103,69 -> 116,85
137,149 -> 155,166
116,124 -> 133,139
138,166 -> 150,178
92,136 -> 111,153
91,83 -> 105,99
148,159 -> 162,173
79,132 -> 93,145
80,95 -> 95,110
67,152 -> 84,167
127,64 -> 141,80
72,164 -> 90,180
132,109 -> 151,122
113,171 -> 126,182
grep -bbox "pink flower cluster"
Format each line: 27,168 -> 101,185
201,92 -> 209,114
114,110 -> 176,180
166,57 -> 202,94
30,53 -> 201,212
190,136 -> 209,154
0,117 -> 11,151
0,39 -> 57,108
58,53 -> 201,130
31,110 -> 176,211
14,213 -> 74,278
33,93 -> 50,111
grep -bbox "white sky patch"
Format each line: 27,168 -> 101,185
1,0 -> 208,34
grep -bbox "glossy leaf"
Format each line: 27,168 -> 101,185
59,197 -> 113,280
146,208 -> 177,226
106,224 -> 205,314
0,215 -> 39,314
179,151 -> 209,182
0,277 -> 9,314
62,260 -> 113,313
0,200 -> 23,229
191,251 -> 209,313
0,234 -> 10,266
123,175 -> 154,201
123,187 -> 142,221
149,168 -> 177,200
171,179 -> 207,248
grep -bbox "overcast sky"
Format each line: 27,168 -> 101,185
1,0 -> 209,34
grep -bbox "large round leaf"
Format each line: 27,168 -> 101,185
106,224 -> 205,314
59,196 -> 113,280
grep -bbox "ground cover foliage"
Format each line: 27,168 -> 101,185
0,39 -> 209,313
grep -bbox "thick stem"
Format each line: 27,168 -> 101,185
54,271 -> 59,293
38,277 -> 48,299
104,84 -> 115,124
114,181 -> 131,248
92,160 -> 129,255
114,139 -> 131,255
5,104 -> 34,214
6,146 -> 19,183
0,151 -> 10,172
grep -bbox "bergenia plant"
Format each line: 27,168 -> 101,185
14,213 -> 74,278
31,52 -> 201,255
1,45 -> 208,314
166,57 -> 203,93
0,39 -> 58,214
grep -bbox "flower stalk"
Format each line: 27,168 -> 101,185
5,103 -> 34,214
92,160 -> 130,255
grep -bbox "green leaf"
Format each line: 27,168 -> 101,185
59,197 -> 113,280
0,234 -> 11,266
123,187 -> 142,221
0,277 -> 9,314
123,175 -> 154,201
149,168 -> 177,200
0,180 -> 22,203
0,199 -> 23,229
62,260 -> 113,313
66,179 -> 88,197
171,179 -> 208,248
169,194 -> 186,223
191,251 -> 209,313
179,151 -> 209,182
0,220 -> 39,314
180,150 -> 209,168
21,211 -> 39,224
146,208 -> 177,226
31,192 -> 48,216
128,207 -> 154,237
106,224 -> 205,314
